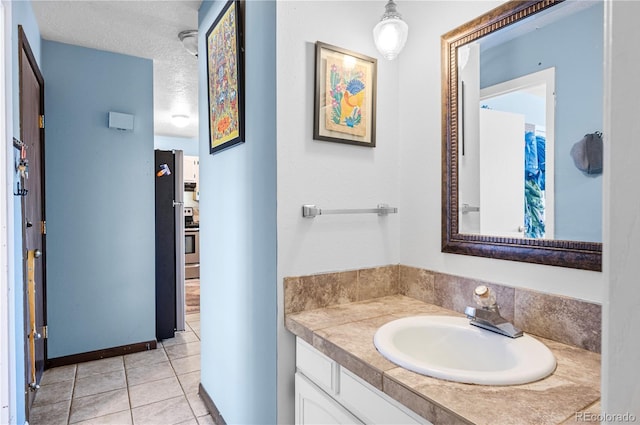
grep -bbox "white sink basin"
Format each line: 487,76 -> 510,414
374,315 -> 556,385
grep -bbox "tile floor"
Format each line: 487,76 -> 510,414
185,279 -> 200,315
29,313 -> 212,425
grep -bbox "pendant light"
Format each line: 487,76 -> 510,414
373,0 -> 409,60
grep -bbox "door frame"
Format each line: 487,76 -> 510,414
1,1 -> 14,423
17,24 -> 47,413
479,67 -> 556,238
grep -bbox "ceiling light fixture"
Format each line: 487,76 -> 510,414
172,114 -> 190,128
178,30 -> 198,57
373,0 -> 409,61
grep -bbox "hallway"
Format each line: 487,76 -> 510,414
28,314 -> 210,425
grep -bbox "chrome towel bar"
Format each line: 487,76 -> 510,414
461,203 -> 480,214
302,204 -> 398,218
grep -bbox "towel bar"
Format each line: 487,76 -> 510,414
302,204 -> 398,218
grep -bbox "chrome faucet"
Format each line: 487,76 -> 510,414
464,285 -> 523,338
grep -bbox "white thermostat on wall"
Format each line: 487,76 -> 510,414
108,111 -> 135,131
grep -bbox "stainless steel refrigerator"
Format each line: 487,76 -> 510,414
154,149 -> 186,341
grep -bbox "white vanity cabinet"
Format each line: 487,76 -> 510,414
295,338 -> 432,425
295,373 -> 363,424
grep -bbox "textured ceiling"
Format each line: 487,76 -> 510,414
32,0 -> 201,139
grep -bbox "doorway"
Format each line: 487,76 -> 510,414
183,154 -> 200,315
17,25 -> 47,417
478,67 -> 556,239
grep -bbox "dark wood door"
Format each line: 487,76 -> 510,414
18,26 -> 46,412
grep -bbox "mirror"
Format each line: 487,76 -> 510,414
441,0 -> 602,271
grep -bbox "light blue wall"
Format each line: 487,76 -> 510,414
154,135 -> 199,156
480,3 -> 603,242
198,1 -> 277,423
10,2 -> 41,423
42,41 -> 156,358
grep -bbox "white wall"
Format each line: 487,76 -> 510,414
398,1 -> 604,303
276,2 -> 402,423
276,1 -> 608,422
601,0 -> 640,416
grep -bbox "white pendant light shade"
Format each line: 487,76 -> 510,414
373,0 -> 408,60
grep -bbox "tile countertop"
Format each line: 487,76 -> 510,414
285,295 -> 601,425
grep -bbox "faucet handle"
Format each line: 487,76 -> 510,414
473,285 -> 497,310
474,285 -> 489,297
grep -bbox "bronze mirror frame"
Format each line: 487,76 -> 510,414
441,0 -> 602,271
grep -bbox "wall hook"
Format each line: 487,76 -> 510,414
14,182 -> 28,197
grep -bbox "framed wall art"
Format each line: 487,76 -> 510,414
206,0 -> 244,154
314,41 -> 377,147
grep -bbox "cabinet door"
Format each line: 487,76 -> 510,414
183,156 -> 198,183
338,368 -> 431,425
295,373 -> 362,425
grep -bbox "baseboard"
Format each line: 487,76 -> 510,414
199,383 -> 226,425
46,340 -> 157,368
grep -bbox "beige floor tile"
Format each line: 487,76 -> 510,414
177,370 -> 200,395
124,348 -> 168,369
33,379 -> 74,407
30,318 -> 207,425
176,419 -> 198,425
129,376 -> 184,408
76,357 -> 124,379
29,399 -> 71,425
165,342 -> 201,360
186,392 -> 208,417
170,354 -> 200,375
189,325 -> 201,339
163,331 -> 200,347
126,360 -> 175,387
131,395 -> 195,425
40,364 -> 76,386
69,388 -> 129,424
71,410 -> 133,425
197,415 -> 216,425
185,313 -> 200,322
185,279 -> 200,315
74,369 -> 126,398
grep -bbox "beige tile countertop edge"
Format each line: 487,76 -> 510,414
286,295 -> 601,425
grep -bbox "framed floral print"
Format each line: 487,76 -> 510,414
313,42 -> 377,147
206,0 -> 244,154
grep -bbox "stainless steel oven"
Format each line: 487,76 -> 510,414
185,229 -> 199,279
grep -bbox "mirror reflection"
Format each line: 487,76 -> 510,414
456,1 -> 603,243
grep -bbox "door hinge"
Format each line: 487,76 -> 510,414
42,325 -> 48,339
41,220 -> 46,235
39,115 -> 45,129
